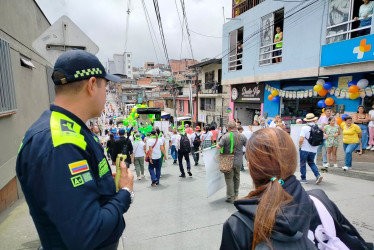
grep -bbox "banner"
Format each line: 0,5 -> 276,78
202,148 -> 225,198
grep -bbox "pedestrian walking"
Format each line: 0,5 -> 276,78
201,126 -> 213,149
368,103 -> 374,150
190,126 -> 202,166
147,131 -> 166,186
16,50 -> 134,249
132,133 -> 146,180
216,121 -> 247,203
220,128 -> 373,250
112,128 -> 133,168
299,113 -> 323,184
170,128 -> 178,164
323,117 -> 340,168
175,127 -> 192,177
340,116 -> 362,171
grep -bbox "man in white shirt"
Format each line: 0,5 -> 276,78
175,127 -> 192,177
269,115 -> 286,130
147,131 -> 166,186
299,113 -> 323,185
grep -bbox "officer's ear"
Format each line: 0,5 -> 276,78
86,77 -> 97,96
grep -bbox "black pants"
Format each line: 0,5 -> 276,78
178,151 -> 191,174
191,147 -> 199,164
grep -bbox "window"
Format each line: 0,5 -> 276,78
127,54 -> 131,57
128,66 -> 131,69
0,38 -> 17,115
228,27 -> 243,71
179,100 -> 184,112
326,0 -> 372,44
259,9 -> 284,66
20,55 -> 35,69
201,98 -> 216,111
205,71 -> 214,90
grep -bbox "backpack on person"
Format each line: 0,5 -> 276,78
232,211 -> 317,250
193,133 -> 201,149
179,134 -> 191,153
307,124 -> 324,146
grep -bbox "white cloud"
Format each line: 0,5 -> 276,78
35,0 -> 231,67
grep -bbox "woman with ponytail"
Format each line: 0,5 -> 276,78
220,128 -> 372,250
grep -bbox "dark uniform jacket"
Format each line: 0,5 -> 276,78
16,105 -> 131,250
220,175 -> 372,250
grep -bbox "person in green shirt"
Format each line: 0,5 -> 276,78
274,27 -> 283,63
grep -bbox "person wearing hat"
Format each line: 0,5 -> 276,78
112,128 -> 133,168
298,113 -> 323,184
190,126 -> 202,166
132,133 -> 146,180
16,50 -> 134,250
147,130 -> 166,186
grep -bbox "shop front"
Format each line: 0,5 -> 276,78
230,82 -> 265,125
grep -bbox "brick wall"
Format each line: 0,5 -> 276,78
0,177 -> 18,213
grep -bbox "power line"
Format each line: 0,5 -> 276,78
153,0 -> 171,67
141,0 -> 160,63
189,29 -> 227,39
180,0 -> 194,60
174,0 -> 187,61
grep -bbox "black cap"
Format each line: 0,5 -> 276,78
52,50 -> 121,85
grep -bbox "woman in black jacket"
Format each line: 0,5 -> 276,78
220,128 -> 372,250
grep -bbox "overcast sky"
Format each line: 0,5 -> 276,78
35,0 -> 231,67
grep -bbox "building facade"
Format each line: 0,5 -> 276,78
108,52 -> 133,79
223,0 -> 374,128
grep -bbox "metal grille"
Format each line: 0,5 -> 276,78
0,38 -> 17,115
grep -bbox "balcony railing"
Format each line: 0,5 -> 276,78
259,41 -> 282,66
232,0 -> 266,18
326,15 -> 372,44
202,82 -> 223,94
228,52 -> 243,71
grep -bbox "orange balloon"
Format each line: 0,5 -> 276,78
318,89 -> 328,97
268,94 -> 274,101
325,97 -> 334,106
336,117 -> 343,125
349,85 -> 359,93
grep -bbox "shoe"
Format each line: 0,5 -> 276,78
151,182 -> 157,186
371,147 -> 374,151
179,174 -> 186,178
173,160 -> 177,164
137,176 -> 141,180
141,174 -> 145,178
316,175 -> 323,184
300,179 -> 308,184
225,198 -> 234,204
188,171 -> 192,177
195,163 -> 198,166
342,166 -> 350,171
333,164 -> 338,168
367,146 -> 372,150
323,163 -> 329,168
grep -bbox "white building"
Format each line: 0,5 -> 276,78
108,52 -> 133,79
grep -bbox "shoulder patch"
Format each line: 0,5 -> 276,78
50,111 -> 87,150
71,175 -> 84,187
98,158 -> 110,178
69,160 -> 89,175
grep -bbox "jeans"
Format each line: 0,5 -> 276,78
171,145 -> 178,160
316,139 -> 327,164
148,158 -> 161,183
178,151 -> 191,175
343,143 -> 359,167
191,147 -> 199,164
355,124 -> 368,150
300,150 -> 320,180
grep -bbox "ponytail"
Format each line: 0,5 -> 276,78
250,180 -> 292,250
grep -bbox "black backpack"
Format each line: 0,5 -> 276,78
179,134 -> 191,153
193,133 -> 201,149
232,212 -> 317,250
307,124 -> 324,146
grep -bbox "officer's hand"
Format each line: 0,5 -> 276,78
118,161 -> 134,191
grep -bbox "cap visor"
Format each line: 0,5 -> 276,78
105,74 -> 122,83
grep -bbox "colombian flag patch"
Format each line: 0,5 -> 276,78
69,160 -> 89,175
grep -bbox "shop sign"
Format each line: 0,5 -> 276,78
198,114 -> 205,123
231,83 -> 265,103
321,34 -> 374,67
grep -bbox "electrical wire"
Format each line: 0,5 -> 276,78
141,0 -> 161,63
180,0 -> 195,60
153,0 -> 171,67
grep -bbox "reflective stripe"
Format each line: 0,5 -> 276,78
50,111 -> 87,150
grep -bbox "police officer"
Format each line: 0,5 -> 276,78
16,50 -> 134,250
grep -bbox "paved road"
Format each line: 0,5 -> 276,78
1,155 -> 373,250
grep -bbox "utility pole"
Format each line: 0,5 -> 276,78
195,67 -> 199,127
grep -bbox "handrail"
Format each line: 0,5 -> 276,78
229,52 -> 243,58
259,41 -> 282,49
326,25 -> 371,39
327,15 -> 372,30
259,48 -> 282,56
259,55 -> 281,63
